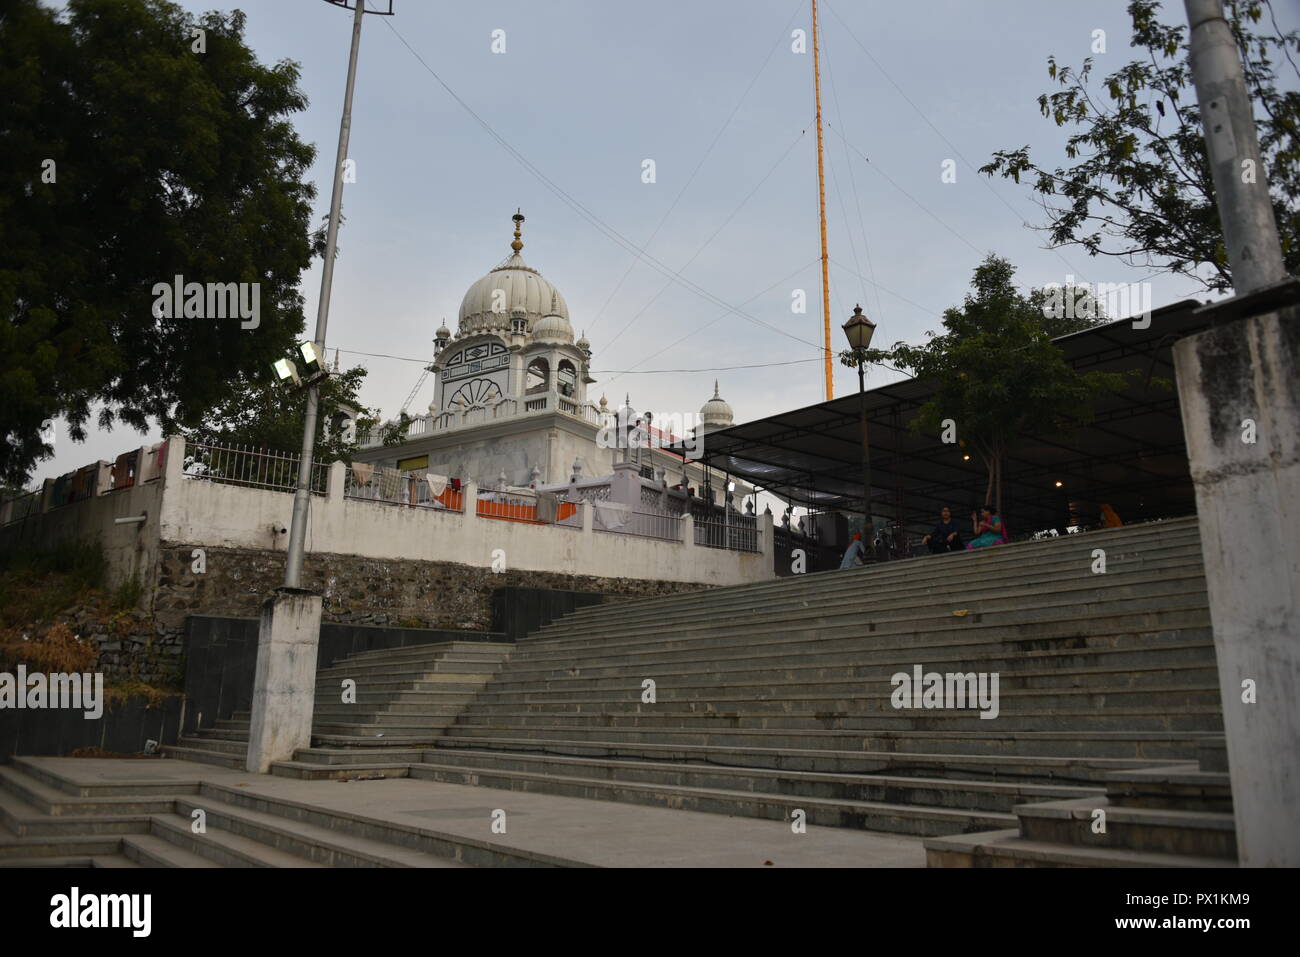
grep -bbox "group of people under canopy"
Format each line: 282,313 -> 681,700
838,505 -> 1007,569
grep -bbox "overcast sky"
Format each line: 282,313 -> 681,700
33,0 -> 1299,484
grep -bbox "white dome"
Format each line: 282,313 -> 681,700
456,212 -> 569,338
700,381 -> 734,428
531,310 -> 574,344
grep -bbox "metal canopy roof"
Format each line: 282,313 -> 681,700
674,301 -> 1212,536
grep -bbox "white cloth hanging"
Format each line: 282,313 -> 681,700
593,501 -> 631,530
351,462 -> 374,487
425,473 -> 448,497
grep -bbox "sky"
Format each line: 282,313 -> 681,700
32,0 -> 1300,485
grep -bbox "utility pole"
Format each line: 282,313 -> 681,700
1178,0 -> 1298,865
247,0 -> 393,775
284,0 -> 367,588
811,0 -> 834,402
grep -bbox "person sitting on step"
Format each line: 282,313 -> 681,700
922,506 -> 964,553
966,505 -> 1008,549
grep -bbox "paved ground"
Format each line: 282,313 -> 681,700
34,757 -> 927,867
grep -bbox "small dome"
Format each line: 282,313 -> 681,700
435,323 -> 451,340
576,331 -> 590,352
530,292 -> 574,343
700,380 -> 734,428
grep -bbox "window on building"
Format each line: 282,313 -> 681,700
526,357 -> 549,394
557,360 -> 577,397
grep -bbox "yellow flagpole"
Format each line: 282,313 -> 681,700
811,0 -> 833,400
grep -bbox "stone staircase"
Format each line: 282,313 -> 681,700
163,640 -> 514,767
263,515 -> 1234,865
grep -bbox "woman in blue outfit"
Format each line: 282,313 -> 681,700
966,506 -> 1008,549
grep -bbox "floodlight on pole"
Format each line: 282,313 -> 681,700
273,358 -> 301,388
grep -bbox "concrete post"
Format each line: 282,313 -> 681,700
327,460 -> 346,500
162,436 -> 186,489
246,588 -> 322,774
681,512 -> 695,549
1173,316 -> 1300,866
759,511 -> 774,560
462,481 -> 478,522
1179,0 -> 1299,867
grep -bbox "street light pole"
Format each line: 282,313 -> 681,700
284,0 -> 367,589
857,356 -> 874,555
843,305 -> 877,561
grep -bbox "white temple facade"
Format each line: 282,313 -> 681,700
354,212 -> 748,504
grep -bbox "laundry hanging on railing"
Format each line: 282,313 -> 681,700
350,462 -> 374,487
593,501 -> 631,530
425,473 -> 448,497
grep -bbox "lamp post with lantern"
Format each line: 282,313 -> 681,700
842,305 -> 878,558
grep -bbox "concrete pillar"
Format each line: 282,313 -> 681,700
246,588 -> 322,774
759,512 -> 774,559
1173,312 -> 1300,866
681,512 -> 695,549
328,460 -> 345,499
610,460 -> 640,506
462,481 -> 478,521
162,436 -> 186,488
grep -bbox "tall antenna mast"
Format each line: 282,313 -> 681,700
811,0 -> 833,401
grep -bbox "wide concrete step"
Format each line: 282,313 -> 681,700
456,686 -> 1222,716
541,552 -> 1207,639
161,744 -> 245,769
482,640 -> 1217,693
473,662 -> 1221,702
439,726 -> 1216,760
1013,796 -> 1236,858
149,812 -> 329,867
525,577 -> 1211,651
170,795 -> 467,867
315,671 -> 494,687
0,853 -> 141,868
269,761 -> 413,782
450,707 -> 1222,733
311,732 -> 448,747
551,519 -> 1202,623
0,766 -> 173,818
337,641 -> 512,664
193,780 -> 582,866
1104,765 -> 1233,813
318,659 -> 501,679
314,704 -> 467,719
409,747 -> 1099,813
0,833 -> 126,861
401,760 -> 1016,836
315,713 -> 461,729
426,736 -> 1191,785
923,829 -> 1235,868
121,833 -> 223,868
499,607 -> 1216,679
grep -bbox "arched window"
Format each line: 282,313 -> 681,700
557,360 -> 577,397
526,357 -> 549,394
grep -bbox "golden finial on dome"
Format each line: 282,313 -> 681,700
511,209 -> 525,252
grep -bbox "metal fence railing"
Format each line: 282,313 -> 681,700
597,504 -> 683,542
344,466 -> 463,512
1,488 -> 43,525
182,441 -> 328,496
693,509 -> 760,553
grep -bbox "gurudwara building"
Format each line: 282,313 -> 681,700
353,212 -> 745,502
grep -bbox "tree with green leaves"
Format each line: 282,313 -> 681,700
180,361 -> 384,465
0,0 -> 319,485
841,255 -> 1132,514
981,0 -> 1299,292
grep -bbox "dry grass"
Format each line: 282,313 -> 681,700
0,621 -> 98,673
